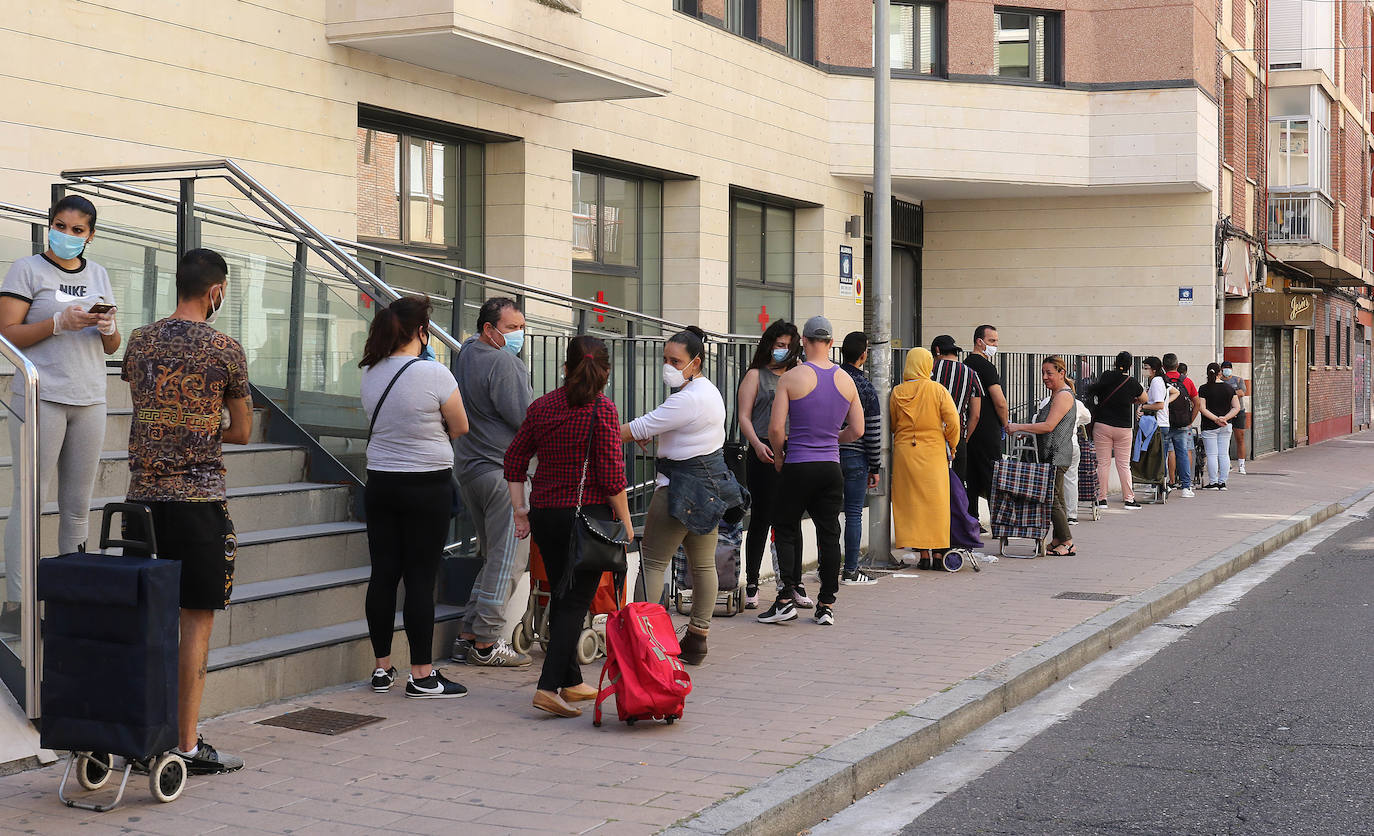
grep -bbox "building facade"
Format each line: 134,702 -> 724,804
0,0 -> 1286,411
1259,0 -> 1374,453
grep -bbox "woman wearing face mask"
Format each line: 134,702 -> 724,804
0,196 -> 120,631
735,319 -> 800,608
622,327 -> 745,665
1007,356 -> 1078,556
359,296 -> 470,699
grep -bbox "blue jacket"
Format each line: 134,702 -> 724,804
1133,414 -> 1158,462
656,450 -> 750,535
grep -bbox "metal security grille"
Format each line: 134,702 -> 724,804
257,708 -> 383,736
1053,591 -> 1123,602
1253,327 -> 1279,457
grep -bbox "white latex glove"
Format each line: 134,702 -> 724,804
52,304 -> 94,336
96,310 -> 117,336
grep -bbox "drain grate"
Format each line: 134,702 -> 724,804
1054,591 -> 1122,602
257,707 -> 383,736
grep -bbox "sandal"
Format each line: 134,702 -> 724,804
1047,544 -> 1076,556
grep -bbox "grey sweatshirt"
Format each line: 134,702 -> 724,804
453,336 -> 534,479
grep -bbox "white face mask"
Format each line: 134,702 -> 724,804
207,285 -> 228,325
984,344 -> 997,358
662,363 -> 686,390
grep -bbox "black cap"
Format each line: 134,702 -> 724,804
1221,360 -> 1234,368
931,334 -> 961,355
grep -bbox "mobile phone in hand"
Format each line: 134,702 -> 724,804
88,303 -> 116,315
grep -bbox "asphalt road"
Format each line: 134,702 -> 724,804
898,511 -> 1374,836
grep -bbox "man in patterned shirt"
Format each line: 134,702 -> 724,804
121,249 -> 251,776
931,335 -> 984,485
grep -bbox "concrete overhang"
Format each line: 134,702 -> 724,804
326,1 -> 671,103
1268,243 -> 1369,286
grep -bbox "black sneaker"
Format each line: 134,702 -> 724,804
841,570 -> 877,586
814,605 -> 834,626
1217,482 -> 1229,491
451,637 -> 472,664
179,737 -> 244,775
405,670 -> 468,699
1124,499 -> 1143,509
1095,499 -> 1109,509
370,666 -> 397,693
757,598 -> 798,624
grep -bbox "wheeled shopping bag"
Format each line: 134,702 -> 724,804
1130,422 -> 1169,504
1077,429 -> 1101,521
991,432 -> 1053,558
511,542 -> 619,664
38,503 -> 188,811
669,520 -> 745,617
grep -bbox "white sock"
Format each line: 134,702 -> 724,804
176,744 -> 199,757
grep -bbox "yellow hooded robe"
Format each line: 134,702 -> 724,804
890,348 -> 961,549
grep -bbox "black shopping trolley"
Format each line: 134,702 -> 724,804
39,503 -> 187,811
991,432 -> 1054,558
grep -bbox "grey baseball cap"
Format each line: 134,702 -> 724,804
802,315 -> 834,340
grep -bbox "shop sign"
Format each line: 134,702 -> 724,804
1253,292 -> 1315,327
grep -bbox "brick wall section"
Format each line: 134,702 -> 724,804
815,0 -> 870,68
700,0 -> 725,22
1309,295 -> 1356,439
759,0 -> 786,48
356,126 -> 399,240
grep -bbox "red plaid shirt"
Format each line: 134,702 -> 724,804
503,389 -> 627,509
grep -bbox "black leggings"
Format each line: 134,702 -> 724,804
744,450 -> 780,588
529,505 -> 610,692
364,469 -> 453,666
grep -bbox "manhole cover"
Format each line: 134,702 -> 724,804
257,708 -> 383,735
1054,591 -> 1122,602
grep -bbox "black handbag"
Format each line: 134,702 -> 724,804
562,401 -> 631,592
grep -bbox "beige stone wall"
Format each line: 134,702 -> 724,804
921,192 -> 1220,367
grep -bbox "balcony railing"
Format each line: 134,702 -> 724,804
1268,193 -> 1333,247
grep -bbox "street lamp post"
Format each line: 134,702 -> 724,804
868,0 -> 893,566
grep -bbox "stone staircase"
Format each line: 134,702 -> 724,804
0,370 -> 459,718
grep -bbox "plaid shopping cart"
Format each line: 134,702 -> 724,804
992,432 -> 1053,558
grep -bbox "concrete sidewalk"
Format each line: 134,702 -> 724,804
5,433 -> 1374,835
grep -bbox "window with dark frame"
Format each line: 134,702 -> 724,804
890,1 -> 944,75
572,165 -> 664,329
1326,309 -> 1332,364
355,122 -> 483,267
673,0 -> 699,14
726,0 -> 758,39
786,0 -> 815,63
994,8 -> 1062,84
730,196 -> 795,335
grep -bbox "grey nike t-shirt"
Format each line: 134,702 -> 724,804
0,254 -> 115,405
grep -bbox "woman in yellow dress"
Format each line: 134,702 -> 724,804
891,348 -> 961,567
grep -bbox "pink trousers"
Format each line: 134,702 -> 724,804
1092,423 -> 1134,503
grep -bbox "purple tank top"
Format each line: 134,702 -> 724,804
786,363 -> 851,464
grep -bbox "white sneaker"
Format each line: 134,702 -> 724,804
1238,461 -> 1247,474
1181,488 -> 1195,498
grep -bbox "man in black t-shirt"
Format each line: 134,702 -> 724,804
963,325 -> 1009,521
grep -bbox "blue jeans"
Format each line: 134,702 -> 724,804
840,449 -> 868,573
1165,427 -> 1193,489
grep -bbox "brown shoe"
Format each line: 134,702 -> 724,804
533,689 -> 582,718
560,683 -> 598,702
679,628 -> 707,666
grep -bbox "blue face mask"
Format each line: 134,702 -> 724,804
772,348 -> 790,364
419,334 -> 436,361
48,228 -> 88,260
501,329 -> 525,356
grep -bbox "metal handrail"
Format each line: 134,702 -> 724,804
61,160 -> 467,353
0,337 -> 41,720
59,160 -> 760,345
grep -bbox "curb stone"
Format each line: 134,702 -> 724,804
661,484 -> 1374,836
